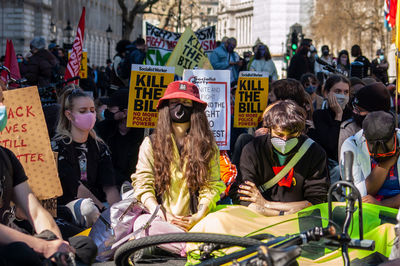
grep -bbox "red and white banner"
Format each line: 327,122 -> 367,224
65,7 -> 86,84
1,39 -> 21,88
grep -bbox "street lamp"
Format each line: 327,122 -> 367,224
106,24 -> 113,60
50,21 -> 57,43
63,20 -> 73,50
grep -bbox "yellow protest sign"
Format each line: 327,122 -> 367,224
166,27 -> 213,76
234,72 -> 269,128
68,49 -> 88,79
1,86 -> 62,199
127,65 -> 175,128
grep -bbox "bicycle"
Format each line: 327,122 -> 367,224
114,151 -> 381,266
0,65 -> 27,89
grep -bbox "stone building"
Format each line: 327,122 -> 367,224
0,0 -> 142,67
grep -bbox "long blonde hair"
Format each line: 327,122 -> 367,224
54,86 -> 102,144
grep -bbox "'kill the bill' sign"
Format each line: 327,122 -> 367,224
234,72 -> 269,128
126,64 -> 175,128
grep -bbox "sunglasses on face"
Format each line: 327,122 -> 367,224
366,135 -> 397,158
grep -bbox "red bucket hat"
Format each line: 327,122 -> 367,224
157,80 -> 207,110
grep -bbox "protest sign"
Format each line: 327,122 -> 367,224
234,72 -> 269,128
1,86 -> 62,200
167,27 -> 213,76
127,64 -> 175,128
145,22 -> 216,66
68,49 -> 88,79
183,69 -> 231,150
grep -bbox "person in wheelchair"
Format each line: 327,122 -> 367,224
235,100 -> 329,216
341,111 -> 400,208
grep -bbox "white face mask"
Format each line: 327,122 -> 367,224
334,93 -> 349,110
271,137 -> 299,154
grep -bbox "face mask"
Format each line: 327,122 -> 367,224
322,50 -> 329,56
71,112 -> 96,131
17,58 -> 23,63
340,58 -> 347,65
271,137 -> 298,155
169,103 -> 193,123
353,113 -> 366,127
305,85 -> 317,94
379,55 -> 385,61
227,43 -> 235,53
0,106 -> 8,132
100,109 -> 105,120
334,93 -> 349,110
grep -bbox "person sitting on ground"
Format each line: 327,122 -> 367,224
52,87 -> 120,231
234,100 -> 329,216
132,80 -> 225,232
300,73 -> 324,110
341,111 -> 400,208
0,89 -> 96,265
96,89 -> 144,189
338,82 -> 391,160
312,75 -> 352,187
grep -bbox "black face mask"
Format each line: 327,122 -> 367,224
322,50 -> 329,56
169,103 -> 193,123
372,155 -> 394,163
353,113 -> 366,127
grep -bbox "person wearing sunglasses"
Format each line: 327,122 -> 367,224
340,111 -> 400,208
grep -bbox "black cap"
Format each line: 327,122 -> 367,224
362,111 -> 395,142
104,89 -> 129,110
354,82 -> 391,112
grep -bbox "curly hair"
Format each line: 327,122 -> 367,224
151,102 -> 217,196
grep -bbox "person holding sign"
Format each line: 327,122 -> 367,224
131,80 -> 225,235
52,88 -> 120,230
237,100 -> 329,216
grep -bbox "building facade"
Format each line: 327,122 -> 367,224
0,0 -> 142,67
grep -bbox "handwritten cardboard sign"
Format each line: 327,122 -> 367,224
234,72 -> 269,127
183,69 -> 231,150
127,65 -> 175,128
2,86 -> 62,199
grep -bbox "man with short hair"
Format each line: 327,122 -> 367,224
235,100 -> 329,216
341,111 -> 400,208
209,37 -> 242,85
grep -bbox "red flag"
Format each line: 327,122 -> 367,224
64,7 -> 86,84
389,0 -> 397,28
1,40 -> 21,88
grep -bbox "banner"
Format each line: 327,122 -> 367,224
183,69 -> 231,150
167,27 -> 213,76
234,72 -> 269,128
127,65 -> 175,128
1,86 -> 62,199
65,6 -> 86,84
145,22 -> 216,66
68,49 -> 88,79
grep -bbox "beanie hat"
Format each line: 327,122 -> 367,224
30,37 -> 46,50
353,82 -> 391,112
104,89 -> 129,110
362,111 -> 395,142
157,81 -> 207,110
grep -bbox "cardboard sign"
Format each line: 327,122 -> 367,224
183,69 -> 231,150
145,22 -> 216,66
127,65 -> 175,128
68,49 -> 88,79
234,72 -> 269,127
2,86 -> 62,199
167,27 -> 213,76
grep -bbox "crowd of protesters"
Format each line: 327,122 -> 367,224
0,33 -> 399,264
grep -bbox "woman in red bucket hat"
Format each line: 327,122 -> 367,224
130,80 -> 225,253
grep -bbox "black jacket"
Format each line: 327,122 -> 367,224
233,134 -> 329,205
51,136 -> 116,205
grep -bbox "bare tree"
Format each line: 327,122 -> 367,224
117,0 -> 161,39
311,0 -> 387,59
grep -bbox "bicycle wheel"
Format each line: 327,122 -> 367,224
114,232 -> 264,266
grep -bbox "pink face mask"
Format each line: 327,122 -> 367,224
71,112 -> 96,131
